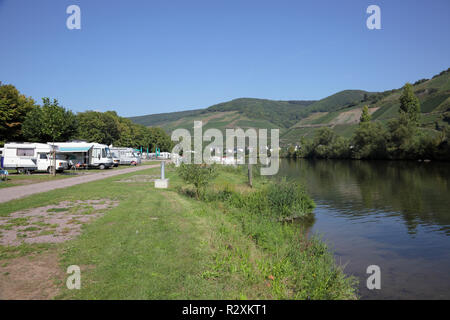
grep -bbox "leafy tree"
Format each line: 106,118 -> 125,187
314,127 -> 336,147
435,124 -> 450,160
329,136 -> 351,159
360,105 -> 371,123
399,83 -> 421,124
76,110 -> 120,145
287,146 -> 296,158
22,98 -> 77,143
352,122 -> 387,159
21,107 -> 44,142
307,127 -> 352,159
386,114 -> 418,159
146,127 -> 173,152
0,83 -> 36,142
114,117 -> 135,147
104,115 -> 173,151
443,111 -> 450,124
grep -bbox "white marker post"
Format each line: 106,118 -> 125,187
154,161 -> 169,189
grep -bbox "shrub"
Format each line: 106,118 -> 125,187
224,178 -> 315,219
176,163 -> 218,199
265,179 -> 315,219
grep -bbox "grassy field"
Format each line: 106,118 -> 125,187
0,165 -> 357,300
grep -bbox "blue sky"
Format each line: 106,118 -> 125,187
0,0 -> 449,117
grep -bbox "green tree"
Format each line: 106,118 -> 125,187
399,83 -> 421,124
310,127 -> 338,159
443,111 -> 450,124
114,117 -> 135,147
22,98 -> 77,143
21,107 -> 44,142
0,83 -> 36,143
76,110 -> 120,145
360,105 -> 371,123
314,127 -> 336,147
352,122 -> 387,159
287,146 -> 296,158
146,127 -> 173,152
329,136 -> 351,159
386,114 -> 418,159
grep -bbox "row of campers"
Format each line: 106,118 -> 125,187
0,141 -> 114,174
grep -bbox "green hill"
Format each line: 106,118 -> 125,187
282,68 -> 450,143
128,93 -> 364,136
129,68 -> 450,146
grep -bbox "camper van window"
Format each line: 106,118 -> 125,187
105,148 -> 112,158
39,153 -> 47,160
93,148 -> 100,158
102,149 -> 106,158
17,148 -> 34,157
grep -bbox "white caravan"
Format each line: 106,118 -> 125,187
2,143 -> 68,174
55,142 -> 114,169
110,147 -> 141,165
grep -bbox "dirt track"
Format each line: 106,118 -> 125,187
0,164 -> 160,203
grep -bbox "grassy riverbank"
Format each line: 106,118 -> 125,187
0,165 -> 357,299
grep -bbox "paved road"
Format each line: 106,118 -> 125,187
0,164 -> 160,203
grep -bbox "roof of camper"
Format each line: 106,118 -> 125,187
53,142 -> 94,153
52,142 -> 109,152
4,143 -> 56,150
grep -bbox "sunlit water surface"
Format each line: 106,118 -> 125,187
277,159 -> 450,299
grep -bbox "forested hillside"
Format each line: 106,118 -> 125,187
129,68 -> 449,149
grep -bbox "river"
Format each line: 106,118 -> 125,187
277,159 -> 450,299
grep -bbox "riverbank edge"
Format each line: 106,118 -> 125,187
0,165 -> 358,299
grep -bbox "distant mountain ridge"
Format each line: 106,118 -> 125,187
129,68 -> 450,145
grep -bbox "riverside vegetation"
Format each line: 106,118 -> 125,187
285,83 -> 450,161
176,163 -> 357,299
130,68 -> 450,154
0,164 -> 357,299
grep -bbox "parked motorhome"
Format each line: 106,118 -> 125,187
2,143 -> 68,174
55,142 -> 114,169
110,147 -> 141,165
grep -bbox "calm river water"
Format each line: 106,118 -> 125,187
277,159 -> 450,299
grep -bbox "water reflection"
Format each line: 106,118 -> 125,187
280,159 -> 450,236
277,159 -> 450,299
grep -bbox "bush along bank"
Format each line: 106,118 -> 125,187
175,164 -> 358,299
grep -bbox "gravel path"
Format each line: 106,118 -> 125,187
0,164 -> 160,203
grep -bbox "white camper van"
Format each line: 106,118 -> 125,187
110,147 -> 141,165
2,143 -> 68,174
55,142 -> 113,170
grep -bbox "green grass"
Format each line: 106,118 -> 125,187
0,164 -> 156,189
0,165 -> 357,300
0,173 -> 71,189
